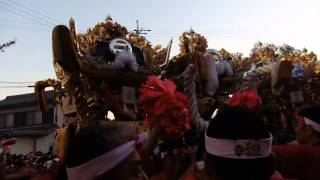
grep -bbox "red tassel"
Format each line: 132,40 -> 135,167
139,76 -> 191,136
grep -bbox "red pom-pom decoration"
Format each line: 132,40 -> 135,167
139,76 -> 191,136
228,88 -> 261,110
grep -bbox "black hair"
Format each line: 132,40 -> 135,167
300,104 -> 320,138
205,105 -> 274,180
299,104 -> 320,124
65,122 -> 134,168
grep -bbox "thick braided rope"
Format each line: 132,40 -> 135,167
183,64 -> 207,131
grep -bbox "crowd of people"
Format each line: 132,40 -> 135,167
1,90 -> 319,180
0,150 -> 63,179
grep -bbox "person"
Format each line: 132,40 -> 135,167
203,105 -> 275,180
273,105 -> 320,180
65,121 -> 149,180
150,138 -> 191,180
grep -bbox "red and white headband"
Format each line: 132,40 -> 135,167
299,116 -> 320,133
67,133 -> 148,180
205,133 -> 272,159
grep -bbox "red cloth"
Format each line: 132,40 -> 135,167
273,144 -> 320,180
183,174 -> 287,180
183,175 -> 199,180
271,176 -> 286,180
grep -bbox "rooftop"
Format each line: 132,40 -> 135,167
0,91 -> 53,110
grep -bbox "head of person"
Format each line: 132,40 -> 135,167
65,122 -> 148,180
295,105 -> 320,145
153,137 -> 190,178
204,105 -> 274,180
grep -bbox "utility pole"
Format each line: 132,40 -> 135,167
133,20 -> 151,35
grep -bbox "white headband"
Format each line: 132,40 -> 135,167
205,134 -> 272,159
67,132 -> 148,180
304,117 -> 320,133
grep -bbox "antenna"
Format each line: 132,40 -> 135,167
133,20 -> 151,35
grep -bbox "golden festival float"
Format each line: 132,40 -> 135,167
33,15 -> 320,157
34,17 -> 171,159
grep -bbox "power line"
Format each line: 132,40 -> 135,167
0,23 -> 48,31
0,86 -> 34,88
0,19 -> 45,25
0,24 -> 46,29
146,30 -> 249,34
146,34 -> 249,37
1,1 -> 54,27
7,0 -> 61,24
146,30 -> 250,35
0,27 -> 48,31
147,36 -> 249,39
0,81 -> 35,84
0,6 -> 51,28
151,29 -> 249,32
145,34 -> 249,37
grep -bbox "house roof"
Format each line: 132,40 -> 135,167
0,91 -> 53,110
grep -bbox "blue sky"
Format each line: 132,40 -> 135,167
1,0 -> 320,99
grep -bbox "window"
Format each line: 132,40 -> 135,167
13,109 -> 53,127
6,115 -> 13,128
25,111 -> 35,126
0,115 -> 7,128
14,111 -> 36,127
14,112 -> 25,127
42,108 -> 54,124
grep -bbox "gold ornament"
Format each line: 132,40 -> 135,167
179,30 -> 208,54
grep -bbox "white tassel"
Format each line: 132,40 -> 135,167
112,51 -> 138,71
216,60 -> 233,77
243,63 -> 272,80
204,53 -> 219,96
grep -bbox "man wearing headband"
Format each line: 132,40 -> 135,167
203,105 -> 275,180
65,122 -> 149,180
273,105 -> 320,180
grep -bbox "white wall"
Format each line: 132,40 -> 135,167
36,132 -> 54,153
10,132 -> 55,155
10,137 -> 34,155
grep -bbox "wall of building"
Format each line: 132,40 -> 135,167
36,132 -> 54,153
10,137 -> 34,155
9,105 -> 62,155
10,132 -> 55,155
0,98 -> 65,155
